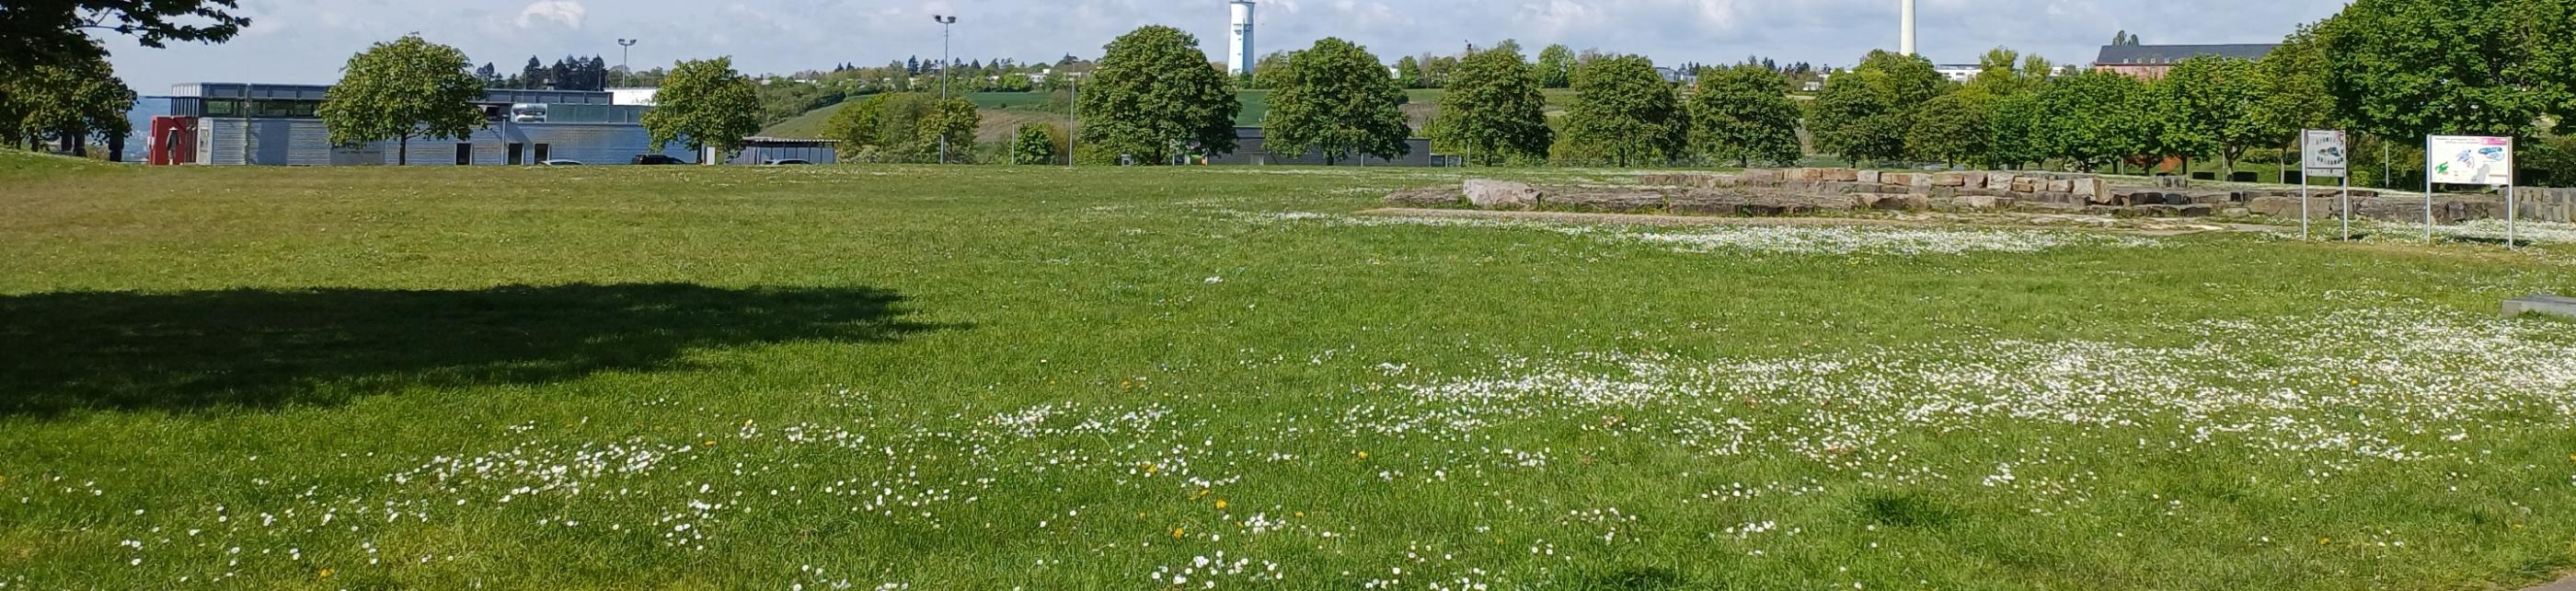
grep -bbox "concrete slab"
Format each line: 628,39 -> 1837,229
2503,295 -> 2576,319
2520,574 -> 2576,591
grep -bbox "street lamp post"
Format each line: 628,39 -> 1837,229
932,15 -> 959,165
616,39 -> 638,87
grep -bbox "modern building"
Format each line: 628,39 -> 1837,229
1933,64 -> 1981,84
1208,127 -> 1435,167
2092,44 -> 2277,80
143,82 -> 697,166
724,137 -> 841,165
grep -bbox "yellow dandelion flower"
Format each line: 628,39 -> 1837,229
2319,538 -> 2331,545
319,569 -> 333,578
703,440 -> 715,446
1357,451 -> 1369,459
1214,500 -> 1228,510
1171,527 -> 1186,539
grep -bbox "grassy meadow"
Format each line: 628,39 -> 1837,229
2,152 -> 2574,590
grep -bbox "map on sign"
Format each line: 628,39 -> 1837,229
2426,135 -> 2513,186
2302,130 -> 2346,178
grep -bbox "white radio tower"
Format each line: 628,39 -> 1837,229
1899,0 -> 1917,55
1229,1 -> 1257,77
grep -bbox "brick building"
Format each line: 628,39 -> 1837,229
2091,44 -> 2277,80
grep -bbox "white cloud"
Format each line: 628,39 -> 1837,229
515,1 -> 587,29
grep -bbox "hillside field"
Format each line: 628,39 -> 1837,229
4,151 -> 2575,589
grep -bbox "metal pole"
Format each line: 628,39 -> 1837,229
2508,137 -> 2518,249
935,16 -> 957,165
2340,170 -> 2351,240
1067,75 -> 1078,168
2299,133 -> 2309,240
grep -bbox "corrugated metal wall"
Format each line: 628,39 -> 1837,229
187,118 -> 693,166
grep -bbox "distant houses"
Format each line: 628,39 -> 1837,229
2092,44 -> 2277,80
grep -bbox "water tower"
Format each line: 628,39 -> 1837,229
1229,1 -> 1257,76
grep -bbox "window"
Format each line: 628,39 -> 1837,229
506,144 -> 523,165
203,99 -> 241,117
533,144 -> 550,162
455,144 -> 473,166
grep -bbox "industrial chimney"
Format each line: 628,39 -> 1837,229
1229,1 -> 1257,77
1899,0 -> 1916,55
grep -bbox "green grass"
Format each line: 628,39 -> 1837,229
4,159 -> 2575,590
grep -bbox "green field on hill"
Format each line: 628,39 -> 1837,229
4,150 -> 2574,590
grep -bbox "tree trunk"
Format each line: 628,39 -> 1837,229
398,135 -> 410,166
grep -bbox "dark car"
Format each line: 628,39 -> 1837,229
631,155 -> 688,166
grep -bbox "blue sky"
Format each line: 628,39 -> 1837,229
101,0 -> 2350,93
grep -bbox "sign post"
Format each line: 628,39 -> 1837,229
2300,130 -> 2349,240
2424,135 -> 2516,246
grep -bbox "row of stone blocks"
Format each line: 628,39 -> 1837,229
1647,169 -> 2120,203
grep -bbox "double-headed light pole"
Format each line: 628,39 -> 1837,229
932,14 -> 960,165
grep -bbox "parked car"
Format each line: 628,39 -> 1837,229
538,159 -> 584,166
631,154 -> 687,166
764,159 -> 814,166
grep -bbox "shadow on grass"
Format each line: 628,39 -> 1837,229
0,284 -> 950,417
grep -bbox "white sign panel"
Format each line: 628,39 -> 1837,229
2427,135 -> 2514,186
2301,130 -> 2347,178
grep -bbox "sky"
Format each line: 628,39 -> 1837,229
101,0 -> 2352,93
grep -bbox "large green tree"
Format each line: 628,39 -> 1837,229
1436,43 -> 1552,166
1,0 -> 249,75
1982,90 -> 2049,168
0,53 -> 135,154
1908,91 -> 1989,168
1808,74 -> 1906,165
1535,44 -> 1576,88
2320,0 -> 2576,140
1394,56 -> 1426,89
316,34 -> 485,166
2032,70 -> 2150,171
1264,38 -> 1410,165
643,57 -> 763,160
1686,64 -> 1802,167
2155,55 -> 2271,174
1078,26 -> 1240,165
1562,55 -> 1686,167
2251,25 -> 2339,144
1850,50 -> 1949,111
922,97 -> 980,164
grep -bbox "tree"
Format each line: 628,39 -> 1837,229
2155,55 -> 2268,174
2319,0 -> 2576,141
1686,64 -> 1802,167
474,62 -> 498,85
1436,42 -> 1552,165
922,97 -> 979,164
1907,91 -> 1989,168
2032,70 -> 2150,171
1248,51 -> 1298,89
521,56 -> 546,89
2111,30 -> 2142,46
1850,50 -> 1947,110
1264,38 -> 1410,166
1536,44 -> 1576,88
1983,91 -> 2048,168
1,53 -> 135,154
1562,55 -> 1686,167
1077,26 -> 1240,165
1013,122 -> 1058,165
1394,55 -> 1426,89
1,0 -> 250,75
643,56 -> 762,160
316,35 -> 484,166
1809,74 -> 1905,165
2251,25 -> 2337,148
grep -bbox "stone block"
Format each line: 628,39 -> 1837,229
1824,168 -> 1860,182
1932,172 -> 1970,187
2010,179 -> 2038,193
2047,180 -> 2075,193
2175,204 -> 2215,217
1880,172 -> 1914,186
2503,295 -> 2576,319
1385,185 -> 1465,206
1985,171 -> 2018,190
1857,169 -> 1882,184
1739,169 -> 1783,184
1547,189 -> 1670,212
1465,180 -> 1541,209
1961,195 -> 2002,209
1910,173 -> 1935,188
2069,178 -> 2101,198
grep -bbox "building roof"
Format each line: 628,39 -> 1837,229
2093,44 -> 2277,65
